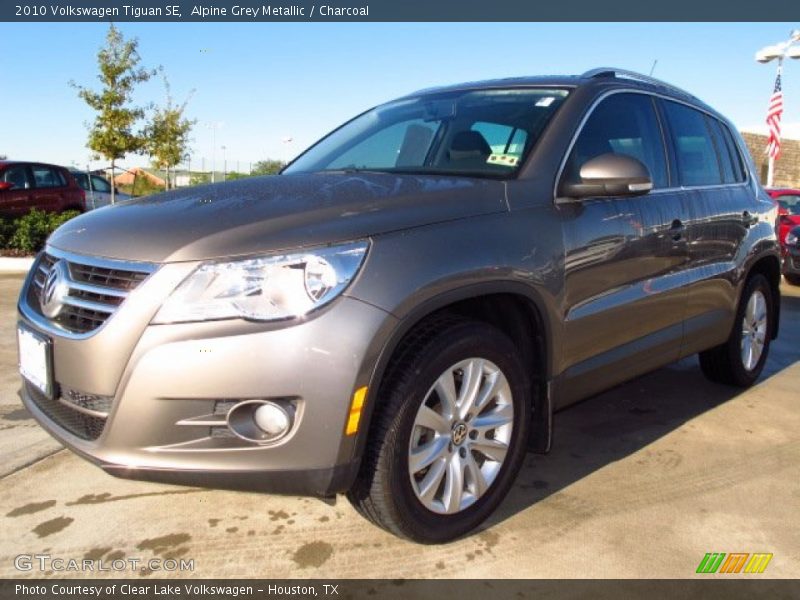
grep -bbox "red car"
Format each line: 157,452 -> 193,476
767,187 -> 800,248
0,161 -> 86,217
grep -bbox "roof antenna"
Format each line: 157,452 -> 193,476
649,60 -> 658,76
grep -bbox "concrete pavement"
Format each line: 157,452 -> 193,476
1,273 -> 798,578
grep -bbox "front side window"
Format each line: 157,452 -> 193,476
2,165 -> 32,189
564,93 -> 669,189
90,175 -> 112,193
285,88 -> 570,178
662,101 -> 722,187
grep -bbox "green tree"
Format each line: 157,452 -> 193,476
72,24 -> 154,204
251,159 -> 286,176
145,76 -> 196,190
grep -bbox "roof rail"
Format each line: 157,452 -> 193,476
581,67 -> 698,101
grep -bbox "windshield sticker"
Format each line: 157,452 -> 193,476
487,154 -> 519,167
536,97 -> 556,107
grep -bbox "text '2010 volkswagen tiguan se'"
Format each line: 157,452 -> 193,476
18,69 -> 780,542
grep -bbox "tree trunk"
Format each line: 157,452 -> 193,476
110,159 -> 116,205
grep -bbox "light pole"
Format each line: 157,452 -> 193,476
755,30 -> 800,187
282,136 -> 294,166
206,121 -> 223,183
221,145 -> 227,181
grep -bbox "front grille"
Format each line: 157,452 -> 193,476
30,252 -> 153,334
25,381 -> 108,441
69,263 -> 149,291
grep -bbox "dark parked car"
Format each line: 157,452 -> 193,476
781,225 -> 800,285
17,68 -> 781,542
0,161 -> 85,216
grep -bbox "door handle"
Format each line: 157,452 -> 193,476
742,211 -> 758,227
669,219 -> 684,242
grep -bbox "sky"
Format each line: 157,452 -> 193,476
1,22 -> 799,172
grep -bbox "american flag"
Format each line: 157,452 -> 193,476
766,72 -> 784,159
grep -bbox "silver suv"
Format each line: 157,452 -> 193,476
17,69 -> 781,542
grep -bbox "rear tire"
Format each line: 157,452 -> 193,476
784,273 -> 800,286
699,274 -> 773,387
347,318 -> 530,543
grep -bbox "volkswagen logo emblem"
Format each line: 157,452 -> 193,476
40,260 -> 70,318
451,422 -> 468,446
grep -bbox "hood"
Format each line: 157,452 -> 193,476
48,173 -> 507,263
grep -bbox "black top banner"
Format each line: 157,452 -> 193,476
2,0 -> 800,22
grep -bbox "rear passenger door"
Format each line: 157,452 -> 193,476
30,164 -> 68,213
558,92 -> 689,403
659,100 -> 751,355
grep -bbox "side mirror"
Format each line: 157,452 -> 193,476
0,181 -> 14,191
559,153 -> 653,200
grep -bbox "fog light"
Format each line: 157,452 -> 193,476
254,403 -> 290,437
227,400 -> 294,443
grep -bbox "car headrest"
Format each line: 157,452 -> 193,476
449,131 -> 492,159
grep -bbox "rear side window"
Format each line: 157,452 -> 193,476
662,101 -> 721,186
32,166 -> 65,189
73,173 -> 90,191
564,93 -> 669,189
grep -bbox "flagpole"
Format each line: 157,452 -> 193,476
756,30 -> 800,188
767,59 -> 782,188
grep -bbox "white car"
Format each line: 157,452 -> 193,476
70,171 -> 131,209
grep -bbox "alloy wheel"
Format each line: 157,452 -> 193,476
407,358 -> 514,515
740,289 -> 768,372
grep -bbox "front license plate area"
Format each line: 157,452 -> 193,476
18,324 -> 54,399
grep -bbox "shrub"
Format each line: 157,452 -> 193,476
1,209 -> 81,254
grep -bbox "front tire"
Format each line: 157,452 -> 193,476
699,274 -> 773,387
347,318 -> 530,543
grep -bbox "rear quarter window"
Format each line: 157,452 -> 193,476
662,100 -> 722,187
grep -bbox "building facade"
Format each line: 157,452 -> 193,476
740,131 -> 800,188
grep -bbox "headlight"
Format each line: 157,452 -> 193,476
153,241 -> 369,324
787,231 -> 799,246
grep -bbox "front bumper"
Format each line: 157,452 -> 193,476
18,251 -> 395,497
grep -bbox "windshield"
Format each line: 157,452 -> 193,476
284,88 -> 570,179
777,195 -> 800,215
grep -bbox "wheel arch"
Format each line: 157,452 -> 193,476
746,253 -> 781,340
350,281 -> 555,477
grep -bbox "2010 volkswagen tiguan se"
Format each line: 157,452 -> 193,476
18,68 -> 780,542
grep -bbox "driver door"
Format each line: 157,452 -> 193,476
558,92 -> 690,403
0,164 -> 34,216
